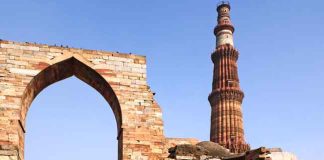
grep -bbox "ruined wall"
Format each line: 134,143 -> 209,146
0,40 -> 187,160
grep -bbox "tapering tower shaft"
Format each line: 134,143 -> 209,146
208,2 -> 250,153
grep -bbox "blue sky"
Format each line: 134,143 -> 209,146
1,0 -> 324,159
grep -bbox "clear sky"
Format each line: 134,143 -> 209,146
1,0 -> 324,160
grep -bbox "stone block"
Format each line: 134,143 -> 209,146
8,68 -> 40,76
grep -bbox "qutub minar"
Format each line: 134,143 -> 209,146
209,2 -> 250,153
0,1 -> 298,160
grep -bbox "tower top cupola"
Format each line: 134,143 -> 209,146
217,1 -> 231,12
215,1 -> 235,47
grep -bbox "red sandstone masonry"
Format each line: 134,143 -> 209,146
209,3 -> 250,153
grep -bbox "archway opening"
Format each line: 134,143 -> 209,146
20,57 -> 123,160
25,76 -> 117,159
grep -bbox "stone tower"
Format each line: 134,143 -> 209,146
208,2 -> 250,153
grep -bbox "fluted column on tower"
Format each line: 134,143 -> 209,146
208,2 -> 250,153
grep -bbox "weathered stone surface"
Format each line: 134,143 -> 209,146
168,144 -> 209,158
197,141 -> 231,157
168,142 -> 233,160
167,144 -> 298,160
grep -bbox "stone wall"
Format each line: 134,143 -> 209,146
0,40 -> 188,160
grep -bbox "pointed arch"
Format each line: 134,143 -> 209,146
20,56 -> 122,135
0,41 -> 167,160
